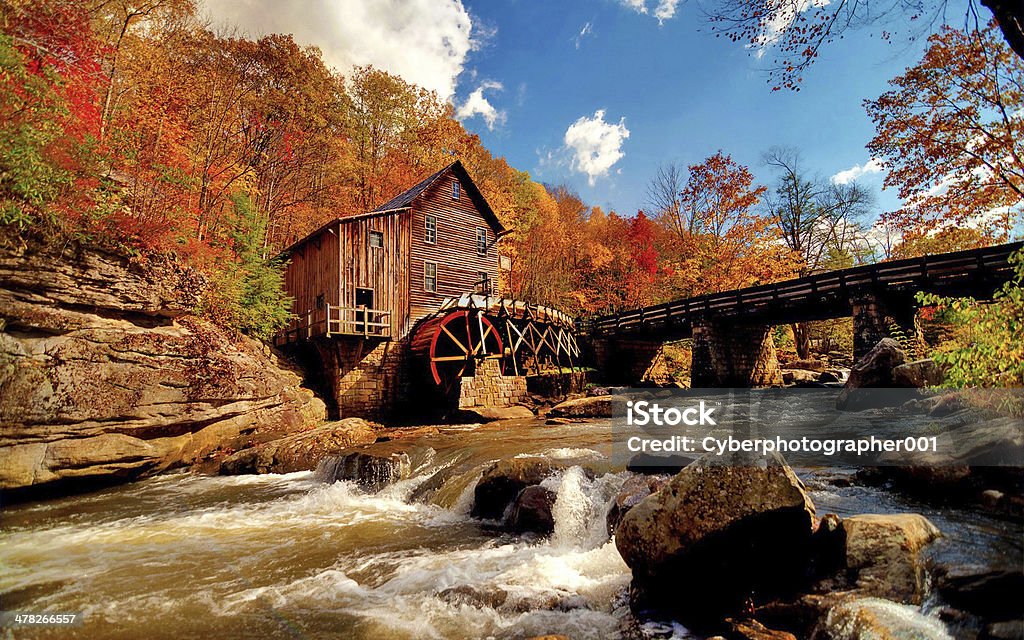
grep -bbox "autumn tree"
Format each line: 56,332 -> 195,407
0,0 -> 106,235
703,0 -> 1024,91
866,22 -> 1023,240
653,152 -> 796,297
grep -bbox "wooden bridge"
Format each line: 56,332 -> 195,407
589,241 -> 1023,387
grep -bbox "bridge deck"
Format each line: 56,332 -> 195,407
591,241 -> 1023,339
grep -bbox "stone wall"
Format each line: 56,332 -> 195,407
458,358 -> 527,409
315,338 -> 408,419
691,322 -> 783,387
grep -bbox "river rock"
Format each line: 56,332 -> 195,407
452,405 -> 535,423
472,458 -> 555,520
892,359 -> 945,388
615,452 -> 816,621
0,245 -> 325,497
842,513 -> 941,604
782,368 -> 820,385
315,448 -> 412,492
937,567 -> 1024,621
548,395 -> 613,418
726,618 -> 798,640
606,473 -> 669,536
985,620 -> 1024,640
819,369 -> 849,384
509,485 -> 557,534
815,596 -> 954,640
437,584 -> 508,608
836,338 -> 907,410
218,418 -> 377,475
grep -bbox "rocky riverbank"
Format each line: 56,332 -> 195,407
0,245 -> 325,499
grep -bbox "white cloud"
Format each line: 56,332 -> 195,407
619,0 -> 648,14
563,110 -> 630,186
575,21 -> 593,49
831,158 -> 883,185
653,0 -> 681,23
456,81 -> 506,130
618,0 -> 681,23
202,0 -> 475,99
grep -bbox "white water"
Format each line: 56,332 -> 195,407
1,463 -> 631,640
3,416 -> 1018,640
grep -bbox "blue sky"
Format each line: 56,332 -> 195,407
455,0 -> 930,218
206,0 -> 935,220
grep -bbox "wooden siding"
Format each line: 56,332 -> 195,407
336,212 -> 412,338
409,173 -> 500,324
284,231 -> 340,319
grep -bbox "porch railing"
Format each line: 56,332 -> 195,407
275,304 -> 391,345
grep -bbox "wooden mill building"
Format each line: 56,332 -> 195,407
276,161 -> 517,417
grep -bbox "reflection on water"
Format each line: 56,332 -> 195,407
1,413 -> 1021,640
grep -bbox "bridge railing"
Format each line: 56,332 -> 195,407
591,241 -> 1023,336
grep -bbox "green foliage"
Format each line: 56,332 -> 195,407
917,249 -> 1024,387
200,195 -> 293,340
0,36 -> 71,230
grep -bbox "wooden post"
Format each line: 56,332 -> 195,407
325,303 -> 332,337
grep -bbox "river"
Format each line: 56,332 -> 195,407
2,416 -> 1021,639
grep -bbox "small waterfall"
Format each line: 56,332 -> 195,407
546,467 -> 626,550
816,597 -> 955,640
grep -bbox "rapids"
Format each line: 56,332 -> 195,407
1,417 -> 1020,639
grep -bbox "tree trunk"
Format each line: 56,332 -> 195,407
791,322 -> 811,360
982,0 -> 1024,61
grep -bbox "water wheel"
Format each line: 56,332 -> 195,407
411,310 -> 504,393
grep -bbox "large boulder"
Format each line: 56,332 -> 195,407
836,338 -> 907,410
615,453 -> 816,622
218,418 -> 377,475
471,458 -> 555,520
892,359 -> 945,388
841,513 -> 941,604
548,395 -> 613,418
0,245 -> 325,497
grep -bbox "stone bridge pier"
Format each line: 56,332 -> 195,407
851,292 -> 923,360
590,337 -> 666,385
691,321 -> 782,387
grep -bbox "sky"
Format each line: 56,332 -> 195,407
202,0 -> 936,220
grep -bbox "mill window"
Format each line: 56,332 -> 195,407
424,261 -> 437,292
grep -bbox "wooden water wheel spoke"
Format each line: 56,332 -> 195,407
440,324 -> 470,354
412,309 -> 504,393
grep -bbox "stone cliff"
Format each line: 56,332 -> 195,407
0,245 -> 325,497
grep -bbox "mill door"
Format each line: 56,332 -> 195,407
355,288 -> 374,333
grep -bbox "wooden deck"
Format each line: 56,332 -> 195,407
275,304 -> 391,346
591,241 -> 1023,339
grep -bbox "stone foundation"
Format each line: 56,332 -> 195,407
691,322 -> 782,387
458,358 -> 528,409
315,338 -> 408,419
